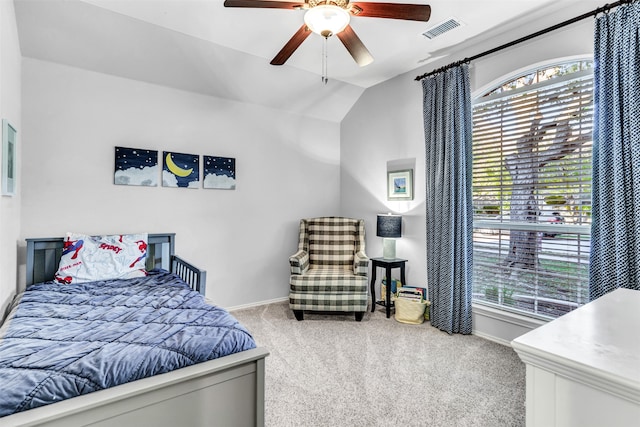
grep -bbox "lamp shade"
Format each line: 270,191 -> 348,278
377,214 -> 402,238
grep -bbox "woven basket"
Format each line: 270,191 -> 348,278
393,296 -> 429,325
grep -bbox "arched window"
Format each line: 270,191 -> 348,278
472,59 -> 593,319
481,60 -> 593,97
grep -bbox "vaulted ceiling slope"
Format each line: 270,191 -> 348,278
14,0 -> 604,122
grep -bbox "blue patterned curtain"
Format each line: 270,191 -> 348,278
590,2 -> 640,300
422,65 -> 473,334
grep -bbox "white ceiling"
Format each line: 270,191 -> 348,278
14,0 -> 605,122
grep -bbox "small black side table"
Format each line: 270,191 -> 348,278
370,257 -> 408,318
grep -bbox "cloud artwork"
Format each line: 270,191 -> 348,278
115,149 -> 234,191
162,151 -> 200,188
114,147 -> 158,187
203,156 -> 236,190
161,170 -> 178,188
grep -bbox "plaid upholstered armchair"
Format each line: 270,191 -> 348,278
289,217 -> 369,321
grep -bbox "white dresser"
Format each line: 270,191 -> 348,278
511,288 -> 640,427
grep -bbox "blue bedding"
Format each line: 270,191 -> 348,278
0,270 -> 256,417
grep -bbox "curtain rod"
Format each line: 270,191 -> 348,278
414,0 -> 634,81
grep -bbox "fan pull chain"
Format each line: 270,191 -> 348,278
322,36 -> 329,85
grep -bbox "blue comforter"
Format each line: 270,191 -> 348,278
0,271 -> 256,417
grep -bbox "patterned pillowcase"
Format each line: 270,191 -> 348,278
54,232 -> 148,284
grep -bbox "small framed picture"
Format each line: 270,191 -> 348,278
114,146 -> 159,187
203,155 -> 236,190
387,169 -> 413,201
2,119 -> 17,196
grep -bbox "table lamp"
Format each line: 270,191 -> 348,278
377,213 -> 402,259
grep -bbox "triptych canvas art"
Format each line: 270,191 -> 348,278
114,146 -> 236,190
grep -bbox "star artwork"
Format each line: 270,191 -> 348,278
162,151 -> 200,188
114,146 -> 158,187
203,156 -> 236,190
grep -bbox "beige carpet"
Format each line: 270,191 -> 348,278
232,301 -> 525,427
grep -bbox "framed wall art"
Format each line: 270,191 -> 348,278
203,156 -> 236,190
114,146 -> 159,187
2,119 -> 17,196
387,169 -> 413,201
162,151 -> 200,188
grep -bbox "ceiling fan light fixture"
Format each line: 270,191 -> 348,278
304,5 -> 350,38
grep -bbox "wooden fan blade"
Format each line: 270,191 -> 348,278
349,2 -> 431,21
336,25 -> 373,67
223,0 -> 306,10
271,24 -> 312,65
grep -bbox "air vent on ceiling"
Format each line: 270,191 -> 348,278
422,18 -> 461,39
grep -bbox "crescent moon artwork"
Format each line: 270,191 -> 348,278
162,151 -> 199,188
165,153 -> 193,177
114,146 -> 158,187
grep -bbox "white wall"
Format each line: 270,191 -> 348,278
0,0 -> 22,315
20,58 -> 341,308
340,19 -> 595,342
340,74 -> 427,289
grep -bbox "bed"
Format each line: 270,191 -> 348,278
0,233 -> 269,427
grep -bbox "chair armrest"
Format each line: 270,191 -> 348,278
354,251 -> 369,276
290,250 -> 309,275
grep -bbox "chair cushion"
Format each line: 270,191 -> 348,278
290,267 -> 367,294
305,218 -> 358,268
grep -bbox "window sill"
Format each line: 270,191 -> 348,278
473,302 -> 548,328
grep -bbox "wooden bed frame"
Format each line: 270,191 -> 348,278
2,233 -> 269,427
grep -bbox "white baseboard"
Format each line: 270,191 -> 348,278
226,297 -> 289,312
473,330 -> 513,347
472,303 -> 547,345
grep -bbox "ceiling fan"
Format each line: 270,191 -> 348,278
223,0 -> 431,67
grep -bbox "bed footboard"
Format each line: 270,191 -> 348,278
1,347 -> 269,427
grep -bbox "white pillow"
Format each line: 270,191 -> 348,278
54,232 -> 148,284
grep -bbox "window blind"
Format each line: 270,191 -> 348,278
472,70 -> 593,319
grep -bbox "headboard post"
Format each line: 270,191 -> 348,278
26,237 -> 65,287
147,233 -> 176,270
26,238 -> 34,288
